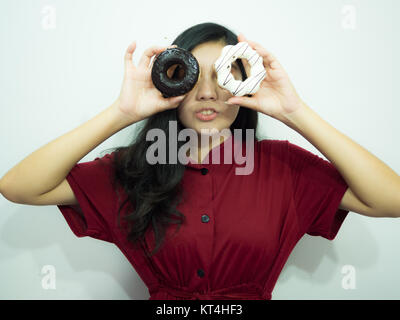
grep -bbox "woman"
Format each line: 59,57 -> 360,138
1,22 -> 399,300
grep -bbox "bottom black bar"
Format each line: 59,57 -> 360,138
1,300 -> 399,319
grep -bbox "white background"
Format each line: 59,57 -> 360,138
0,0 -> 399,299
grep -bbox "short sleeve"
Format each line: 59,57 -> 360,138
57,152 -> 119,243
286,141 -> 350,240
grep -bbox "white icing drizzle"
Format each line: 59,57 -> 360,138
214,42 -> 267,96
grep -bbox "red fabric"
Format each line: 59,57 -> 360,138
57,134 -> 349,300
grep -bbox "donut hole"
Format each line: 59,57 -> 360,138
166,64 -> 185,81
231,60 -> 246,81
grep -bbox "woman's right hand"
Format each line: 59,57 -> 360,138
115,41 -> 186,122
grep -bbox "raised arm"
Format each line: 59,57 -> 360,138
0,41 -> 186,206
0,99 -> 136,205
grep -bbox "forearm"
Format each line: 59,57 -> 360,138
0,99 -> 136,199
282,101 -> 400,214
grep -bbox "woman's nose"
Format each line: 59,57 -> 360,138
196,76 -> 218,101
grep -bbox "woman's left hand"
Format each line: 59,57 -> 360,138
226,34 -> 305,123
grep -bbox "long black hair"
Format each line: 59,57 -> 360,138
104,22 -> 265,257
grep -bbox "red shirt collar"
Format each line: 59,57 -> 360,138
183,133 -> 249,170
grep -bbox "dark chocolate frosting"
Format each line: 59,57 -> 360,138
151,47 -> 200,98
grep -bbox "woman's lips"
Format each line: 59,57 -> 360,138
195,110 -> 218,121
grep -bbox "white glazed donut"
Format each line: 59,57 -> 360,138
214,42 -> 267,97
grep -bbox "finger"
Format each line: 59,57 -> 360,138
161,94 -> 186,109
238,35 -> 285,82
243,38 -> 260,51
149,45 -> 178,69
124,41 -> 137,69
226,96 -> 259,111
239,37 -> 282,70
254,46 -> 282,70
138,46 -> 165,68
238,33 -> 259,49
139,45 -> 178,69
238,35 -> 267,66
237,33 -> 247,43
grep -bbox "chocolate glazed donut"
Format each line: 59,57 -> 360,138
151,47 -> 200,98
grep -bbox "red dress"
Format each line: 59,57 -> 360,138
57,133 -> 349,300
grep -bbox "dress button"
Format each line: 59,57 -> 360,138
197,269 -> 205,278
201,214 -> 210,223
200,168 -> 208,175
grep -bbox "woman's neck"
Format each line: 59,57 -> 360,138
186,130 -> 232,163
